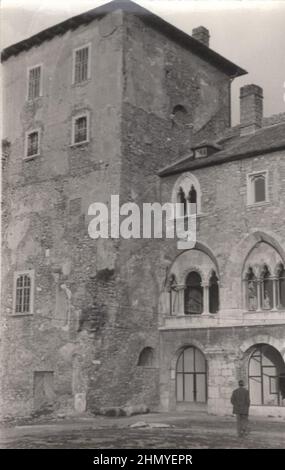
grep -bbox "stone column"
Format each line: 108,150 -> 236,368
272,277 -> 278,311
202,283 -> 209,315
256,279 -> 262,311
173,285 -> 185,316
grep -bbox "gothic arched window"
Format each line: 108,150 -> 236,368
178,186 -> 187,216
184,271 -> 203,315
209,271 -> 219,313
254,175 -> 266,203
188,185 -> 197,215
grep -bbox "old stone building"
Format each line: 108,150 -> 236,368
1,0 -> 285,419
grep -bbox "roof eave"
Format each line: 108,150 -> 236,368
159,144 -> 285,177
1,0 -> 247,78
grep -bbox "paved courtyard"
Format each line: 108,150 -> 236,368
1,411 -> 284,449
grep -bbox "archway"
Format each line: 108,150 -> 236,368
176,346 -> 207,403
247,344 -> 285,406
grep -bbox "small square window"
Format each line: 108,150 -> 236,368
27,65 -> 42,100
25,130 -> 40,158
72,114 -> 89,145
247,171 -> 268,205
73,44 -> 91,84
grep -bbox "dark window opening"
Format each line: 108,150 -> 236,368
27,131 -> 39,157
253,175 -> 266,203
178,186 -> 187,216
209,271 -> 219,313
138,347 -> 154,367
74,116 -> 88,143
184,271 -> 203,315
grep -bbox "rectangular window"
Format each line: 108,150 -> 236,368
73,44 -> 91,84
25,130 -> 40,158
13,270 -> 35,315
28,65 -> 42,100
247,171 -> 268,205
72,113 -> 89,145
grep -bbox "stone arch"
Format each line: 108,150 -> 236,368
226,231 -> 285,281
137,347 -> 155,367
168,242 -> 220,282
224,231 -> 285,310
240,335 -> 285,359
170,341 -> 208,372
182,266 -> 205,284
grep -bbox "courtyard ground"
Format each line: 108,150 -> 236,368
0,411 -> 284,449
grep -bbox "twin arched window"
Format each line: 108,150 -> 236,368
178,185 -> 197,216
173,173 -> 201,217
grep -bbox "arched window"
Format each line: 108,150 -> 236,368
15,273 -> 32,313
261,265 -> 273,310
177,186 -> 187,216
172,173 -> 202,216
138,347 -> 154,367
254,175 -> 266,203
184,271 -> 203,315
176,347 -> 207,403
209,271 -> 219,313
245,267 -> 258,311
248,344 -> 285,406
187,185 -> 197,215
277,263 -> 285,309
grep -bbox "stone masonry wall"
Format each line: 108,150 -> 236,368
1,10 -> 125,418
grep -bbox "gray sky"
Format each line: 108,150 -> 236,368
1,0 -> 285,124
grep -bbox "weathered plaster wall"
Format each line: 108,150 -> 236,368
1,10 -> 125,418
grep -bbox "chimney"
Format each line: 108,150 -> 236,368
192,26 -> 210,47
240,84 -> 263,135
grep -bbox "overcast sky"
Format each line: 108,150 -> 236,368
1,0 -> 285,124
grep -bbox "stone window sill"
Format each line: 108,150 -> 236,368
246,201 -> 270,209
23,154 -> 40,161
10,313 -> 34,317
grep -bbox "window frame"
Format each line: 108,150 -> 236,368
24,128 -> 41,160
12,270 -> 35,315
247,170 -> 269,206
72,43 -> 91,85
71,112 -> 90,146
27,64 -> 43,101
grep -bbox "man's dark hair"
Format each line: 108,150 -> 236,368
238,380 -> 244,386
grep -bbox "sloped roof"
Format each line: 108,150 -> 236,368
1,0 -> 246,78
159,121 -> 285,176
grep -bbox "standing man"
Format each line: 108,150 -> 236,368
231,380 -> 250,438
